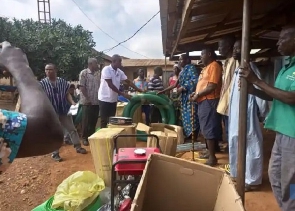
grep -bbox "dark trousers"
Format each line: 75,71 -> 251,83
82,105 -> 100,141
150,105 -> 162,123
99,100 -> 117,128
142,105 -> 151,125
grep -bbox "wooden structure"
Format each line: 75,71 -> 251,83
160,0 -> 295,59
37,0 -> 51,24
159,0 -> 295,204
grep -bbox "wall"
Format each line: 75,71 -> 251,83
122,65 -> 174,81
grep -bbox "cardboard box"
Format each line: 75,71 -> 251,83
151,123 -> 184,144
88,128 -> 125,187
136,123 -> 151,134
108,123 -> 137,148
147,131 -> 177,156
131,154 -> 245,211
116,102 -> 128,117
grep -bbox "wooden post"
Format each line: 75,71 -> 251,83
237,0 -> 252,204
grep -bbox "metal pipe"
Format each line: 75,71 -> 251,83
236,0 -> 252,204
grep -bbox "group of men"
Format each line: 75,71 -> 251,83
1,24 -> 295,210
189,26 -> 295,210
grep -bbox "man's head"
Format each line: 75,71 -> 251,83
277,25 -> 295,56
200,48 -> 217,66
111,54 -> 122,70
69,84 -> 75,95
88,58 -> 98,71
232,40 -> 242,61
179,54 -> 191,68
154,66 -> 163,77
45,63 -> 57,79
137,68 -> 144,78
218,35 -> 236,58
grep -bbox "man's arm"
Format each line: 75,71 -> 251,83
197,83 -> 217,97
79,71 -> 90,100
251,87 -> 273,101
66,93 -> 76,105
124,79 -> 143,92
254,80 -> 295,105
105,79 -> 123,95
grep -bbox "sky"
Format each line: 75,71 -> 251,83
1,0 -> 164,59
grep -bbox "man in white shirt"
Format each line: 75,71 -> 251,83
98,54 -> 144,128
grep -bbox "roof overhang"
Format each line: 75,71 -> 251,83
160,0 -> 295,59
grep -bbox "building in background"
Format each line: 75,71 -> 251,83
122,59 -> 177,86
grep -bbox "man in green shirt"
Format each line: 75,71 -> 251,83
240,25 -> 295,210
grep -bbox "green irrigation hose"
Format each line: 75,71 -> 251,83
122,92 -> 176,125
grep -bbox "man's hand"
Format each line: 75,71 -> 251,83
122,93 -> 132,100
0,41 -> 29,72
239,61 -> 259,84
177,87 -> 184,94
189,92 -> 197,102
157,90 -> 164,95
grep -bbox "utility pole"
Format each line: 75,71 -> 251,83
37,0 -> 51,24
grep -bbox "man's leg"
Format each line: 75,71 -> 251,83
88,105 -> 100,135
99,101 -> 112,128
142,105 -> 151,125
270,133 -> 295,210
268,133 -> 283,208
198,99 -> 220,166
59,115 -> 87,154
81,105 -> 91,146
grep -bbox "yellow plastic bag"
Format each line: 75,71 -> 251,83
52,171 -> 105,211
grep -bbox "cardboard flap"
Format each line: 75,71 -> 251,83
214,175 -> 245,211
136,123 -> 151,133
131,154 -> 244,211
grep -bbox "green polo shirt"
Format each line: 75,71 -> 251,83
264,57 -> 295,138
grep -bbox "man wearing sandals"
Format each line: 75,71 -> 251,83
240,25 -> 295,210
40,64 -> 87,162
190,48 -> 223,166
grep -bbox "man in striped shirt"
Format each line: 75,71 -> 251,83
148,66 -> 164,123
40,63 -> 87,162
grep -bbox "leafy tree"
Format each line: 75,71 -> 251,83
0,18 -> 102,80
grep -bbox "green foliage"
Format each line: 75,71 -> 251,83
0,18 -> 103,80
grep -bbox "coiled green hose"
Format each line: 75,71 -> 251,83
122,92 -> 176,124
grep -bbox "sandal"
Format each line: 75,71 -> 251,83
76,147 -> 87,154
205,158 -> 217,167
199,150 -> 209,159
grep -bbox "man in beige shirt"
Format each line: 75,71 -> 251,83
217,36 -> 239,145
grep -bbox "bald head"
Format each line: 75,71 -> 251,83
87,58 -> 98,71
218,35 -> 236,58
278,25 -> 295,56
111,54 -> 122,70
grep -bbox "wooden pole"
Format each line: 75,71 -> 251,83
237,0 -> 251,204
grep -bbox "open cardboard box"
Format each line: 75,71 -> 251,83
131,154 -> 244,211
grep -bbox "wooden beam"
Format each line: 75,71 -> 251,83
237,0 -> 252,204
169,49 -> 280,61
170,0 -> 195,57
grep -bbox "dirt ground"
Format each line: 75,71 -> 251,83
0,99 -> 281,211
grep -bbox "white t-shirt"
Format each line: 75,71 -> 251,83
98,65 -> 127,103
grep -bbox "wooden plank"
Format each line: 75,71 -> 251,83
170,0 -> 195,57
